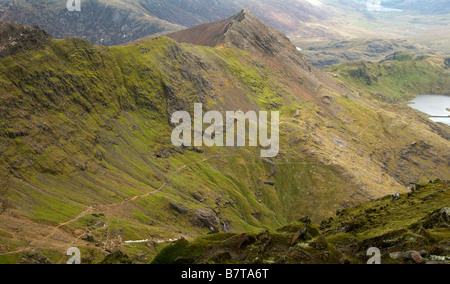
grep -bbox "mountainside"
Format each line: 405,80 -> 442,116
166,9 -> 315,69
153,180 -> 450,264
137,0 -> 329,32
1,0 -> 449,57
0,0 -> 183,46
0,12 -> 448,264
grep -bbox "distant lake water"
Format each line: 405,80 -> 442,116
408,94 -> 450,126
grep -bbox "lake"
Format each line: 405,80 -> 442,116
408,94 -> 450,126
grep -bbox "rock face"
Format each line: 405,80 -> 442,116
445,58 -> 450,69
192,209 -> 221,232
0,22 -> 51,57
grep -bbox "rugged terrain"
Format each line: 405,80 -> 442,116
2,0 -> 449,57
0,0 -> 329,46
0,21 -> 52,57
0,11 -> 448,264
0,0 -> 184,46
153,180 -> 450,265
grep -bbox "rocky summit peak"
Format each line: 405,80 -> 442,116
167,9 -> 304,59
233,8 -> 251,22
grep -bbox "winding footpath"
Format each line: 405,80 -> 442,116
0,154 -> 237,257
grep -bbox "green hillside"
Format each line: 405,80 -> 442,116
0,15 -> 448,264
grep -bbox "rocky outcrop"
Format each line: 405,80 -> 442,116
167,9 -> 315,75
421,207 -> 450,229
0,22 -> 51,57
192,209 -> 221,232
168,201 -> 228,233
445,58 -> 450,69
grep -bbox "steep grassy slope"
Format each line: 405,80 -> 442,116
325,52 -> 450,102
0,15 -> 448,264
152,180 -> 450,264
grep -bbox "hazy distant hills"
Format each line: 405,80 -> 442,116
138,0 -> 329,32
1,0 -> 449,57
298,0 -> 450,62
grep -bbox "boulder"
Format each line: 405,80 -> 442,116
169,202 -> 190,214
422,207 -> 450,229
392,193 -> 401,201
291,226 -> 308,246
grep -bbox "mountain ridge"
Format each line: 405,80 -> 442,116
166,9 -> 314,69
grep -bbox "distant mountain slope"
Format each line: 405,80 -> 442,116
333,0 -> 450,14
0,0 -> 183,46
138,0 -> 329,32
325,52 -> 450,102
0,0 -> 331,46
302,0 -> 450,55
